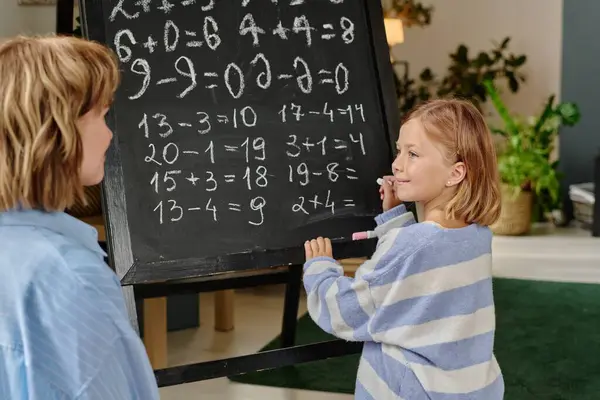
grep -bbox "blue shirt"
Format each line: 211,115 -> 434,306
0,209 -> 160,400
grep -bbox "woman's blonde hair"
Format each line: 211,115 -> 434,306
404,99 -> 501,226
0,35 -> 120,212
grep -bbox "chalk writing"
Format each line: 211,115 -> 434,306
105,0 -> 387,234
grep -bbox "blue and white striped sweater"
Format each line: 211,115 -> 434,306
303,204 -> 504,399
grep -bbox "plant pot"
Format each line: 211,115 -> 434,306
66,184 -> 103,218
490,184 -> 533,235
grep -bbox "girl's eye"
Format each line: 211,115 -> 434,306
408,151 -> 418,158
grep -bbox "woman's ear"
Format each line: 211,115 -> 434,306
446,162 -> 466,187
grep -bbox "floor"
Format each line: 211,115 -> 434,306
159,224 -> 600,400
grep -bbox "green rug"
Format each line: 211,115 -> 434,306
230,278 -> 600,399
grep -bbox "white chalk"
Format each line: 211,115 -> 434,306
377,178 -> 384,186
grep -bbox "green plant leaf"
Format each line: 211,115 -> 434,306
556,102 -> 581,126
483,71 -> 495,81
419,68 -> 434,81
507,73 -> 519,92
491,127 -> 507,137
506,54 -> 527,67
509,135 -> 521,148
483,80 -> 519,136
539,115 -> 561,134
513,55 -> 527,67
455,45 -> 469,65
476,52 -> 492,67
533,95 -> 555,133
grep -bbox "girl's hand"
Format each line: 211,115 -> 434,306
379,175 -> 402,211
305,237 -> 333,261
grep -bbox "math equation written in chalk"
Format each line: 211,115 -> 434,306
104,0 -> 391,256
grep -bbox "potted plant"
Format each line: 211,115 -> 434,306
384,0 -> 433,27
394,37 -> 527,116
483,80 -> 581,235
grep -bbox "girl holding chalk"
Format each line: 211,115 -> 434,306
303,99 -> 503,399
0,36 -> 159,399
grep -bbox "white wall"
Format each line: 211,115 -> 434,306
0,1 -> 55,38
391,0 -> 563,117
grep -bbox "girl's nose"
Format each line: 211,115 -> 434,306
392,154 -> 403,173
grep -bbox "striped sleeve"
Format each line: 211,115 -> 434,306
302,205 -> 416,342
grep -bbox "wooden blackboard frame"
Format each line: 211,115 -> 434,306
80,0 -> 401,386
80,0 -> 400,286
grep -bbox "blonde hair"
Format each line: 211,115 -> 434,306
0,35 -> 120,212
404,99 -> 501,226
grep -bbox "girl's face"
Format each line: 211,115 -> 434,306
391,118 -> 465,205
77,107 -> 112,186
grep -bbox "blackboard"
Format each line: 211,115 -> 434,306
80,0 -> 399,284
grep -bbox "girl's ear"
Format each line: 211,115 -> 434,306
446,162 -> 466,187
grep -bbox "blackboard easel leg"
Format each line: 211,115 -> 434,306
280,265 -> 302,347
